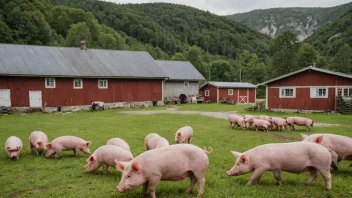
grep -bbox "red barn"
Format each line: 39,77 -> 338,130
199,82 -> 256,103
259,66 -> 352,111
0,44 -> 167,112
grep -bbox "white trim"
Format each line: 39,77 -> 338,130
310,87 -> 328,98
0,89 -> 11,107
162,80 -> 164,103
217,88 -> 219,103
247,89 -> 249,103
265,86 -> 268,109
279,87 -> 296,98
254,88 -> 257,102
73,79 -> 83,89
204,90 -> 210,96
228,89 -> 233,95
98,79 -> 108,89
336,87 -> 352,96
45,78 -> 56,88
269,85 -> 352,88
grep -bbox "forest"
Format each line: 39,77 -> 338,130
0,0 -> 351,97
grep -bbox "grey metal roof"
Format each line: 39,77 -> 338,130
200,81 -> 256,89
258,66 -> 352,86
156,60 -> 205,81
0,44 -> 168,79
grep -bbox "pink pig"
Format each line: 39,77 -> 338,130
5,136 -> 23,160
226,142 -> 332,191
243,115 -> 261,128
258,115 -> 272,121
45,136 -> 92,159
85,145 -> 133,174
144,133 -> 169,150
228,114 -> 246,129
106,138 -> 131,152
115,144 -> 213,198
252,119 -> 271,132
271,117 -> 289,131
286,117 -> 315,131
29,131 -> 49,156
175,126 -> 193,144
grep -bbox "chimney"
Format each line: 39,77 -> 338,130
312,62 -> 316,67
80,41 -> 87,50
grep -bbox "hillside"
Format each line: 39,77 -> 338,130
228,2 -> 352,41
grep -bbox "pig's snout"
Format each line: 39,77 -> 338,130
10,155 -> 17,160
226,171 -> 232,176
116,185 -> 125,192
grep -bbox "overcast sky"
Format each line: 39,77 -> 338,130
105,0 -> 351,15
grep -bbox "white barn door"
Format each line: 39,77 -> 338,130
0,89 -> 11,107
29,91 -> 42,107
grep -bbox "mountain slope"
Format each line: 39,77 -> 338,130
228,2 -> 352,41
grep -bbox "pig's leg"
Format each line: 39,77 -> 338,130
246,168 -> 266,186
273,170 -> 282,185
306,125 -> 310,131
29,142 -> 33,154
186,173 -> 197,194
75,148 -> 81,156
256,175 -> 262,184
141,181 -> 148,198
229,122 -> 232,129
102,164 -> 108,174
55,151 -> 62,160
188,137 -> 192,144
148,177 -> 160,198
318,169 -> 332,191
305,168 -> 318,185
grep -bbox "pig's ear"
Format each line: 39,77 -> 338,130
6,146 -> 11,151
316,135 -> 323,144
45,143 -> 52,149
89,156 -> 96,162
37,141 -> 42,145
240,154 -> 249,164
231,151 -> 242,159
132,162 -> 141,173
86,141 -> 92,146
301,133 -> 308,140
115,160 -> 128,172
177,132 -> 181,137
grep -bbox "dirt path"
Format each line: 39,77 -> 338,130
120,108 -> 342,127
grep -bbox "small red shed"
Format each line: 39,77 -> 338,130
199,82 -> 256,103
259,66 -> 352,111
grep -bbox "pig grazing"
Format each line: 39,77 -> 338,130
226,142 -> 332,191
271,117 -> 288,131
85,145 -> 133,174
29,131 -> 49,156
228,114 -> 246,129
115,144 -> 213,198
144,133 -> 169,150
46,136 -> 92,159
252,119 -> 271,132
106,138 -> 131,152
286,117 -> 314,131
175,126 -> 193,144
5,136 -> 23,160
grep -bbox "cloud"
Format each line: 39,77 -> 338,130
105,0 -> 351,15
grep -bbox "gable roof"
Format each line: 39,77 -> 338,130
155,60 -> 205,81
0,44 -> 168,79
258,66 -> 352,86
200,81 -> 256,89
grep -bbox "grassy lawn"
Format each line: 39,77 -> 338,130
0,105 -> 352,198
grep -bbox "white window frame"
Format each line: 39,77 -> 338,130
73,79 -> 83,89
205,90 -> 210,96
45,78 -> 56,88
184,81 -> 189,87
279,87 -> 296,98
228,89 -> 233,95
337,87 -> 352,96
310,87 -> 328,98
98,80 -> 108,89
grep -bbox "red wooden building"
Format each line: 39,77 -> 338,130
259,66 -> 352,111
0,43 -> 167,111
199,82 -> 256,103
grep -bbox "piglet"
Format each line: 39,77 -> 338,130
85,145 -> 133,174
106,138 -> 131,152
228,114 -> 246,129
226,142 -> 332,191
144,133 -> 169,150
115,144 -> 213,198
46,136 -> 92,159
5,136 -> 23,160
29,131 -> 49,156
175,126 -> 193,144
252,119 -> 271,132
286,117 -> 314,131
271,117 -> 288,131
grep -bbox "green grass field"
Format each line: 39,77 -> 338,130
1,104 -> 352,198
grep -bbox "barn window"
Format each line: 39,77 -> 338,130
73,79 -> 83,89
184,81 -> 189,87
45,78 -> 56,88
228,89 -> 233,95
279,88 -> 295,98
339,88 -> 352,96
98,80 -> 108,89
205,90 -> 210,96
310,87 -> 328,98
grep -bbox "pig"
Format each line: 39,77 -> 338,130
271,117 -> 289,131
286,117 -> 315,131
29,131 -> 49,156
175,126 -> 193,144
115,144 -> 213,198
85,145 -> 133,174
301,133 -> 352,170
144,133 -> 169,150
228,114 -> 246,129
45,136 -> 92,159
243,115 -> 261,128
106,138 -> 131,152
258,115 -> 272,122
252,119 -> 271,132
5,136 -> 23,160
226,142 -> 332,191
